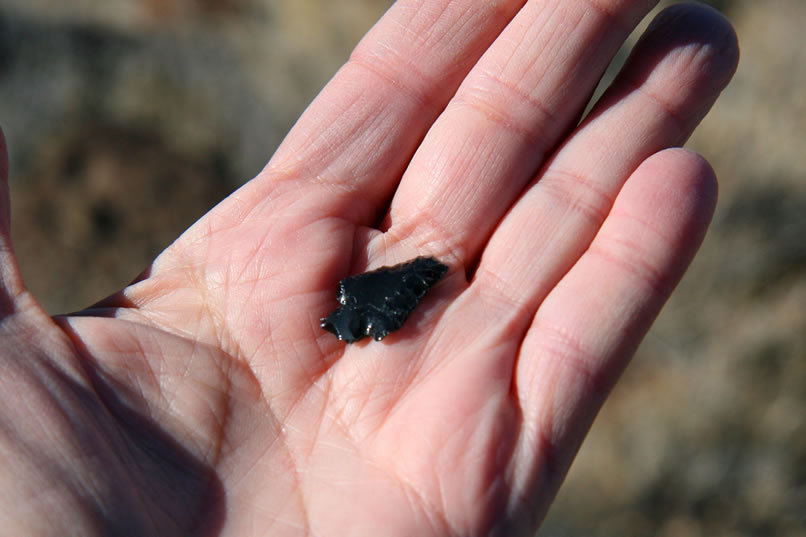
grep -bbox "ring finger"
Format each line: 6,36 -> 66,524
378,0 -> 657,265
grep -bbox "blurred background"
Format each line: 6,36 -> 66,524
0,0 -> 803,535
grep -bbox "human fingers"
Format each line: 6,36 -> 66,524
382,0 -> 658,264
382,4 -> 735,397
111,1 -> 529,377
321,4 -> 735,410
373,2 -> 737,458
511,149 -> 717,515
465,4 -> 738,343
237,0 -> 529,227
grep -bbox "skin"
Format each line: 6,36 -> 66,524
0,1 -> 738,536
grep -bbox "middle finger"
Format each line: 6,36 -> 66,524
382,0 -> 657,265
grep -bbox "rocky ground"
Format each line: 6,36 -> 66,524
0,0 -> 803,535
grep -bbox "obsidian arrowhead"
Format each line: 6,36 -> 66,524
320,256 -> 449,343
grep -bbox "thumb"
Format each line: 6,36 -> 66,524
0,127 -> 26,315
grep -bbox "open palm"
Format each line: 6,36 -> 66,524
0,1 -> 737,535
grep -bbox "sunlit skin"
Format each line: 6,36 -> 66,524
0,1 -> 737,535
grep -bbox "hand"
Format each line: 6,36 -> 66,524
0,1 -> 737,535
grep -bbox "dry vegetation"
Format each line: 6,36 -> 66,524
0,0 -> 802,535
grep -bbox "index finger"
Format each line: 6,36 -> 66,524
240,0 -> 528,225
